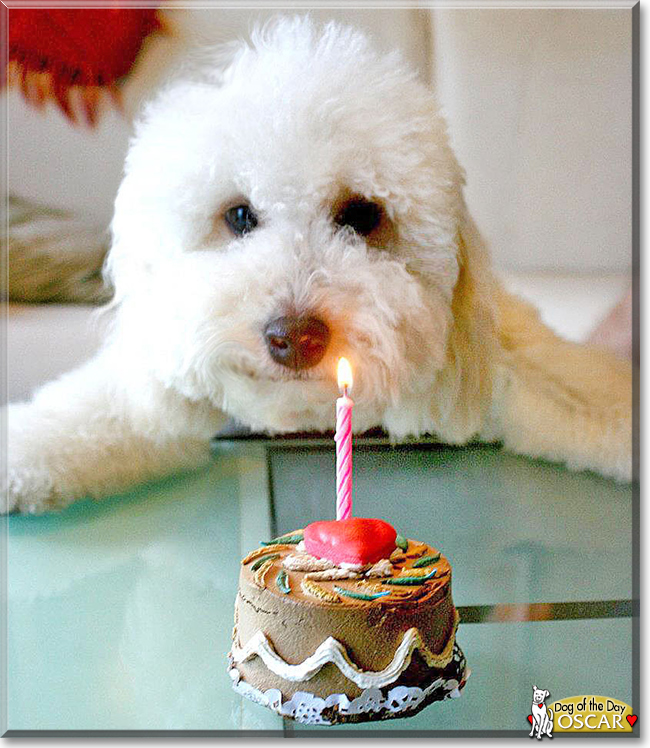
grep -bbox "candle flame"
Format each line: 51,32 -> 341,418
337,357 -> 353,392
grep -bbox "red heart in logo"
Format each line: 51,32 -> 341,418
528,715 -> 533,724
304,517 -> 397,565
627,715 -> 637,727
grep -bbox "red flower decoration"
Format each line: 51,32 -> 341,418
7,7 -> 162,126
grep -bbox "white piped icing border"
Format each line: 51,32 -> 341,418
228,643 -> 469,725
231,611 -> 459,690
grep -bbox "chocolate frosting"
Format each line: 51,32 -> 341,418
232,535 -> 457,700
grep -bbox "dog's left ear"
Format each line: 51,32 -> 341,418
440,199 -> 632,482
429,200 -> 499,445
544,690 -> 550,699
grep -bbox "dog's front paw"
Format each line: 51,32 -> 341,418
4,402 -> 79,515
3,462 -> 70,515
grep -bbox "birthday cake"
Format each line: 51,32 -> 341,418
227,518 -> 469,725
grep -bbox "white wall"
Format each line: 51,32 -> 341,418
431,8 -> 632,272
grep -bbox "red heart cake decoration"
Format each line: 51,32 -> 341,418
527,715 -> 533,724
304,517 -> 397,565
627,714 -> 637,727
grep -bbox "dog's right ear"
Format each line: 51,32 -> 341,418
104,36 -> 255,306
533,685 -> 537,691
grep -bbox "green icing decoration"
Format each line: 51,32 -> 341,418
261,533 -> 303,546
383,568 -> 437,585
395,535 -> 409,551
250,553 -> 280,571
276,569 -> 291,594
333,586 -> 390,601
412,554 -> 441,568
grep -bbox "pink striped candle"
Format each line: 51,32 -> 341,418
335,358 -> 354,521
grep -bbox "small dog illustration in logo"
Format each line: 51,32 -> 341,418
530,685 -> 553,739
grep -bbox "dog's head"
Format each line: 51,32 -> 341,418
108,16 -> 496,437
532,686 -> 550,705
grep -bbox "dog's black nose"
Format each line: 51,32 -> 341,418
264,315 -> 330,370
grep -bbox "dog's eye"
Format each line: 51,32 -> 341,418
225,204 -> 258,236
335,199 -> 382,236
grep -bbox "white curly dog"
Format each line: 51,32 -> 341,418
5,17 -> 632,514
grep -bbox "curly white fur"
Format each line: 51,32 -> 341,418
4,16 -> 632,513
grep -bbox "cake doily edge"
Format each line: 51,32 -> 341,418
228,642 -> 470,726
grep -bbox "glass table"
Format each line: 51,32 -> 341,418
2,436 -> 637,736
